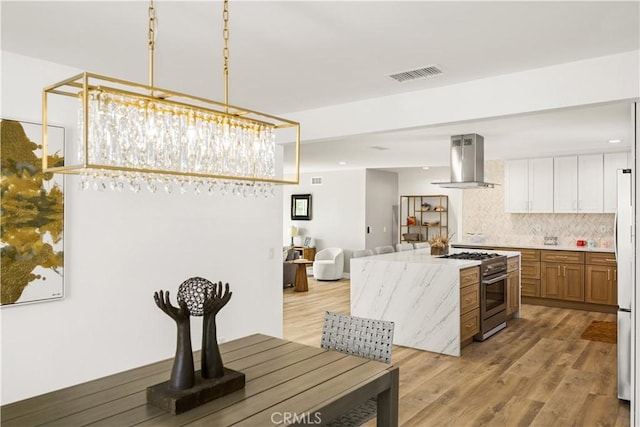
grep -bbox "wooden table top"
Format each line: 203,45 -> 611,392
1,334 -> 398,426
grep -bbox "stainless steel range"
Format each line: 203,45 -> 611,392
441,252 -> 508,341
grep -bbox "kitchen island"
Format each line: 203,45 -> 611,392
350,248 -> 520,357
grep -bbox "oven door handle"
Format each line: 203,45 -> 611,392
482,274 -> 508,285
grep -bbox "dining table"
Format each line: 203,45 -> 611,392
1,334 -> 399,426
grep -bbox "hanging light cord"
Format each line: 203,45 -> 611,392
148,0 -> 157,94
223,0 -> 230,108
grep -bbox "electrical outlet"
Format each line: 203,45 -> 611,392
600,225 -> 606,233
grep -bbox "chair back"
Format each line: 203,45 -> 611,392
352,249 -> 374,258
374,245 -> 395,255
413,242 -> 430,249
315,247 -> 343,261
395,243 -> 414,252
321,311 -> 394,364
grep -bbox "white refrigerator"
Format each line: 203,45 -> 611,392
617,168 -> 634,401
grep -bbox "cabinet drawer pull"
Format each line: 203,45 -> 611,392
563,266 -> 566,277
608,269 -> 611,281
557,266 -> 561,276
464,297 -> 471,303
465,322 -> 474,328
606,259 -> 616,262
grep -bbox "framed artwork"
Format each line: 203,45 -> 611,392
1,119 -> 65,306
291,194 -> 312,220
303,237 -> 312,247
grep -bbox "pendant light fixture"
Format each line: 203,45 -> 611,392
41,0 -> 300,196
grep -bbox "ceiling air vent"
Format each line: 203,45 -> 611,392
311,177 -> 322,185
388,65 -> 443,83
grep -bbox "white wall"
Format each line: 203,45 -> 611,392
0,52 -> 284,404
397,167 -> 463,243
365,169 -> 398,250
282,170 -> 366,273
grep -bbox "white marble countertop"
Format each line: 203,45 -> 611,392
452,242 -> 615,253
361,247 -> 520,269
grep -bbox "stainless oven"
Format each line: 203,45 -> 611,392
440,251 -> 509,341
479,270 -> 507,340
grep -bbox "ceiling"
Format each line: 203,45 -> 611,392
2,1 -> 639,172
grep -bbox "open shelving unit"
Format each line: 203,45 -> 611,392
399,195 -> 449,243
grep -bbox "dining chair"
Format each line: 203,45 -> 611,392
413,242 -> 430,249
321,311 -> 395,426
373,245 -> 395,255
352,249 -> 374,258
395,242 -> 414,252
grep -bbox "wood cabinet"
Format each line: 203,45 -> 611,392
460,267 -> 480,345
512,248 -> 540,298
399,195 -> 448,243
603,152 -> 630,213
453,244 -> 617,312
506,256 -> 520,317
585,252 -> 617,305
293,246 -> 316,262
504,158 -> 553,213
554,154 -> 604,213
541,249 -> 585,302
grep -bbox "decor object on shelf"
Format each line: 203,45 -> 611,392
148,277 -> 244,414
41,0 -> 300,196
288,226 -> 299,246
291,194 -> 312,220
402,233 -> 420,242
1,119 -> 65,306
313,248 -> 344,281
400,195 -> 449,243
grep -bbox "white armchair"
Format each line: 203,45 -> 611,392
313,248 -> 344,281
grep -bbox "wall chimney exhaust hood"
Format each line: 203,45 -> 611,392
433,134 -> 497,189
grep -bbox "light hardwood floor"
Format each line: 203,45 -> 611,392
283,278 -> 630,426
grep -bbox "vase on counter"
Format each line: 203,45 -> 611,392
430,244 -> 449,256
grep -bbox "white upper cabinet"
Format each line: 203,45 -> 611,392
528,158 -> 554,212
578,154 -> 604,213
504,159 -> 529,213
603,152 -> 630,213
554,154 -> 604,213
505,158 -> 553,213
554,156 -> 579,213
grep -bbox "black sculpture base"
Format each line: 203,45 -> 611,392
146,368 -> 245,415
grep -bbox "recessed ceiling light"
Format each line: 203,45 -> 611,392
422,167 -> 430,170
608,139 -> 622,144
370,146 -> 389,151
338,161 -> 348,165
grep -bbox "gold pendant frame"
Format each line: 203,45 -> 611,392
42,72 -> 300,185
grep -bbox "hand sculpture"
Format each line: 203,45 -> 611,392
201,282 -> 232,378
154,290 -> 195,390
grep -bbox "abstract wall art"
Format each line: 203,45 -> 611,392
1,119 -> 65,306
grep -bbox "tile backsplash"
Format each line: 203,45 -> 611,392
462,160 -> 615,248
